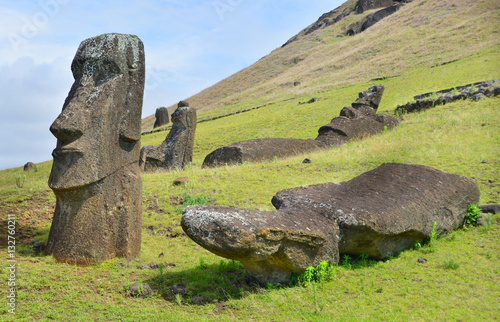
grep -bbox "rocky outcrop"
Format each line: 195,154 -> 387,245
46,33 -> 144,265
355,0 -> 397,14
395,79 -> 500,114
140,102 -> 197,172
346,3 -> 403,35
153,107 -> 169,128
182,163 -> 479,285
202,138 -> 325,168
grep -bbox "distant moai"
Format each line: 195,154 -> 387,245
45,33 -> 145,265
140,101 -> 197,171
153,107 -> 169,128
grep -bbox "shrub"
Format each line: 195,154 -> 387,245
464,204 -> 481,228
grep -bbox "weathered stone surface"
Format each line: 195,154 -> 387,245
153,107 -> 169,128
272,163 -> 479,259
315,114 -> 399,147
355,0 -> 396,14
351,85 -> 385,115
23,162 -> 35,171
130,283 -> 152,298
479,204 -> 500,214
173,177 -> 189,185
182,163 -> 479,285
139,145 -> 164,171
178,100 -> 189,107
182,206 -> 338,285
162,105 -> 197,170
141,104 -> 197,171
202,138 -> 326,168
46,33 -> 144,265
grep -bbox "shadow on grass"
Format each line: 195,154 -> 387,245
144,259 -> 259,305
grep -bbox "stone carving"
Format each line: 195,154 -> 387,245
182,163 -> 479,285
153,107 -> 169,128
140,102 -> 197,171
202,138 -> 325,168
45,33 -> 145,265
203,85 -> 397,167
23,162 -> 35,171
355,0 -> 397,14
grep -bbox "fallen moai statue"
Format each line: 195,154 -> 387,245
202,85 -> 398,168
140,101 -> 197,171
202,138 -> 326,168
46,33 -> 145,265
182,163 -> 479,285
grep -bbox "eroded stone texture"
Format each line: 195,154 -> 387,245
182,206 -> 338,285
315,114 -> 399,147
45,33 -> 144,265
351,85 -> 385,115
182,163 -> 479,285
202,138 -> 326,168
140,103 -> 197,171
153,107 -> 169,128
272,163 -> 480,259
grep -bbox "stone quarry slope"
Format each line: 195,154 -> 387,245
142,0 -> 500,131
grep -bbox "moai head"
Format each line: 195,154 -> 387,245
48,34 -> 145,190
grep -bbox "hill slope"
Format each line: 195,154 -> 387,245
142,0 -> 500,131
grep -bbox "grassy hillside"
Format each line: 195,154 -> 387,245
142,0 -> 500,131
1,0 -> 499,320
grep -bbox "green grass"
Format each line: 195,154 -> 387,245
1,0 -> 500,319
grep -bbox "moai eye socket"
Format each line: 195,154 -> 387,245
72,57 -> 122,86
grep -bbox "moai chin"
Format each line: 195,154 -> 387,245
45,33 -> 145,265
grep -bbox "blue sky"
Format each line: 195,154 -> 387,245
0,0 -> 342,170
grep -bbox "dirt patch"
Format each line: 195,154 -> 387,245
0,192 -> 55,247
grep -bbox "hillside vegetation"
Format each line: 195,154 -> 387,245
1,0 -> 499,320
142,0 -> 500,131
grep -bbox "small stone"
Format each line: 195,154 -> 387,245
307,97 -> 318,104
172,284 -> 188,296
158,252 -> 164,258
417,257 -> 427,264
293,81 -> 301,86
173,177 -> 189,185
481,160 -> 488,164
130,283 -> 152,298
302,158 -> 312,164
489,179 -> 494,184
191,295 -> 210,305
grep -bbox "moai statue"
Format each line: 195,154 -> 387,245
140,101 -> 197,171
45,33 -> 145,265
153,107 -> 169,128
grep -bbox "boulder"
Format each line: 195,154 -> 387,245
45,33 -> 144,265
139,145 -> 164,171
182,163 -> 479,285
153,107 -> 169,128
202,138 -> 326,168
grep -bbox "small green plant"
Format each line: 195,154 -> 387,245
429,221 -> 438,252
175,293 -> 182,306
294,261 -> 334,286
443,256 -> 460,270
414,241 -> 422,249
382,125 -> 388,134
341,255 -> 352,269
175,193 -> 210,214
198,256 -> 208,269
464,204 -> 481,228
15,172 -> 26,188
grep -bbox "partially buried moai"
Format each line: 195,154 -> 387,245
45,33 -> 145,265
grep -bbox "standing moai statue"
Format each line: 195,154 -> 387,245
153,107 -> 169,128
45,33 -> 145,265
140,101 -> 197,171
